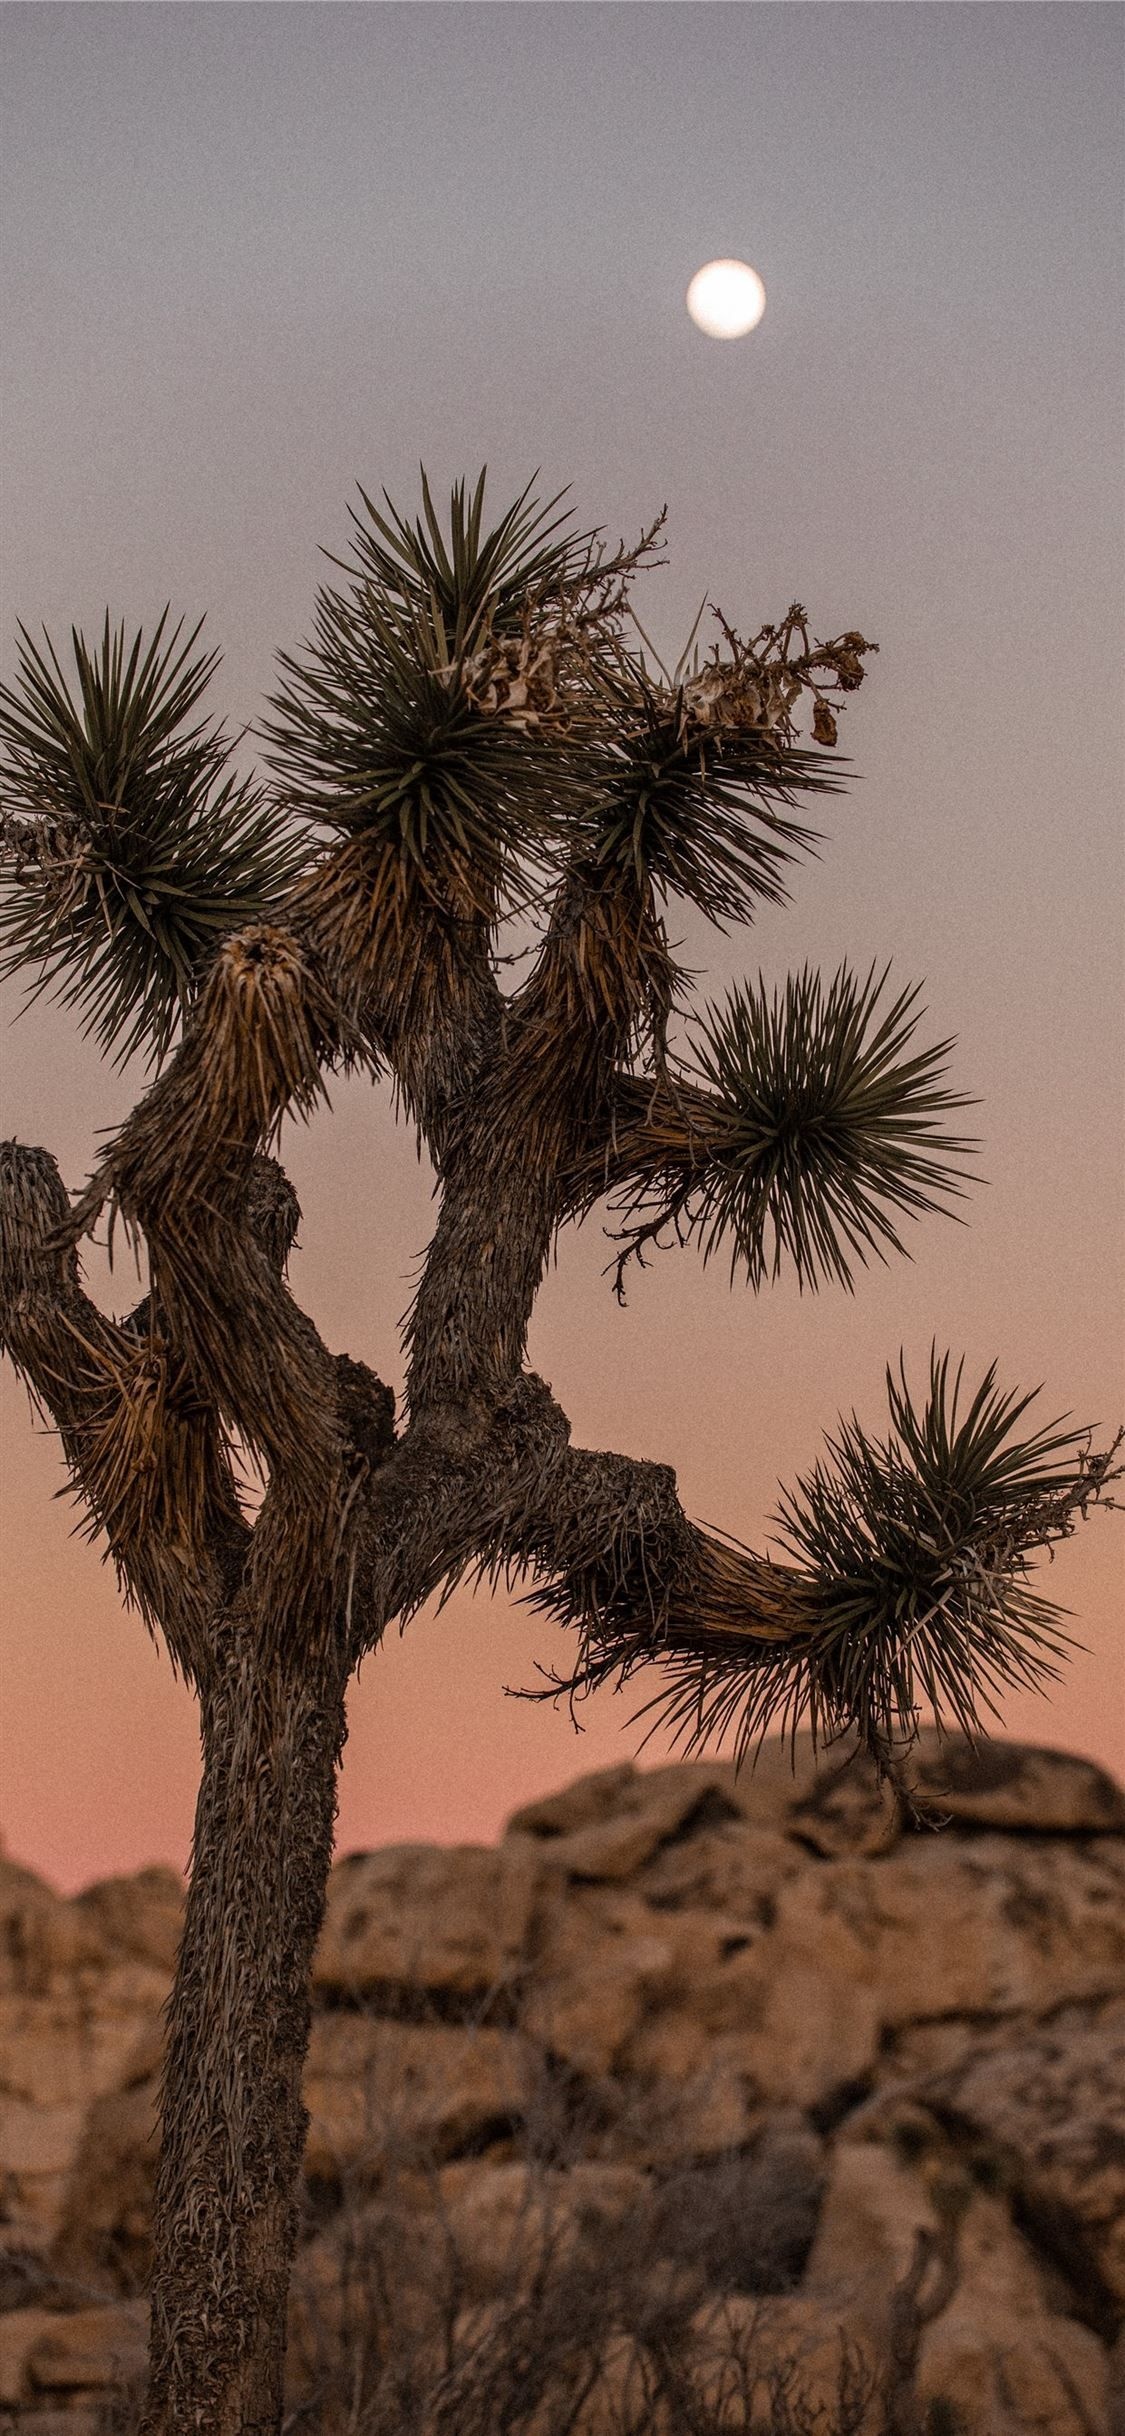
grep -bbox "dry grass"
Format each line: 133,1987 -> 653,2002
89,2014 -> 897,2436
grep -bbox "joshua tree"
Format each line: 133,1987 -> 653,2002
0,474 -> 1117,2432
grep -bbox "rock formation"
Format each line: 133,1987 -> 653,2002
1,1733 -> 1123,2432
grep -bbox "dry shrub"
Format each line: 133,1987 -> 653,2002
277,2015 -> 872,2435
94,1998 -> 884,2436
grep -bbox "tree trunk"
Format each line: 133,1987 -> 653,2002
140,1631 -> 348,2436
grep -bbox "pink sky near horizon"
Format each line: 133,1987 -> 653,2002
1,4 -> 1122,1893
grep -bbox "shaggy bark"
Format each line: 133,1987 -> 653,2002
0,1139 -> 245,1682
141,1629 -> 348,2436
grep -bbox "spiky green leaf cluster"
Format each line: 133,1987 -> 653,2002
262,473 -> 631,909
336,469 -> 603,658
263,472 -> 851,936
0,613 -> 299,1063
586,662 -> 835,925
772,1352 -> 1097,1748
685,963 -> 975,1288
647,1353 -> 1107,1765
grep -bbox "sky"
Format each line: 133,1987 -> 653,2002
1,2 -> 1122,1893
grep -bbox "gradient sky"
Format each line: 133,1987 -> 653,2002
1,2 -> 1122,1893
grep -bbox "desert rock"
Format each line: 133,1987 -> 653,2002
0,1730 -> 1121,2434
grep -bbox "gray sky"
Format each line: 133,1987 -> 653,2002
2,3 -> 1122,1883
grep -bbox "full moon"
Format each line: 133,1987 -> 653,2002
686,259 -> 766,338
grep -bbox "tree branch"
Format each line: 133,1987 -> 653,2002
0,1139 -> 246,1681
65,925 -> 350,1494
47,927 -> 400,1671
299,840 -> 506,1154
398,878 -> 679,1410
347,1355 -> 1117,1780
562,960 -> 976,1301
344,1371 -> 814,1688
502,863 -> 678,1167
476,1412 -> 816,1663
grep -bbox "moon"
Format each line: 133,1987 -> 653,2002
686,259 -> 766,339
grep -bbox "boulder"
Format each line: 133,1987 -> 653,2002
632,1821 -> 803,1917
509,1765 -> 745,1882
0,2308 -> 58,2407
437,2158 -> 648,2299
312,1839 -> 537,2001
302,2015 -> 529,2180
507,1733 -> 1125,1854
0,2300 -> 147,2405
505,1761 -> 640,1840
0,2249 -> 93,2313
953,2187 -> 1068,2316
505,1741 -> 845,1861
0,1980 -> 164,2116
626,1952 -> 882,2114
26,2300 -> 147,2392
0,2094 -> 87,2250
528,1873 -> 883,2112
505,1736 -> 903,1863
915,2306 -> 1111,2436
720,1737 -> 868,1834
804,2140 -> 943,2308
50,2072 -> 161,2288
0,1883 -> 168,2257
71,1867 -> 183,1976
807,2130 -> 1117,2435
4,2414 -> 104,2436
520,1886 -> 678,2076
618,2052 -> 762,2162
769,1831 -> 1125,2027
0,2094 -> 86,2182
0,1859 -> 107,2001
906,1734 -> 1125,1833
933,1996 -> 1125,2311
785,1751 -> 900,1858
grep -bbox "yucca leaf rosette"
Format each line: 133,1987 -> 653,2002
585,664 -> 834,928
770,1355 -> 1100,1740
0,611 -> 299,1064
620,1354 -> 1120,1767
579,603 -> 877,926
262,473 -> 656,956
607,963 -> 976,1294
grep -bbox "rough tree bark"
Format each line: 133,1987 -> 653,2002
143,1639 -> 348,2436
